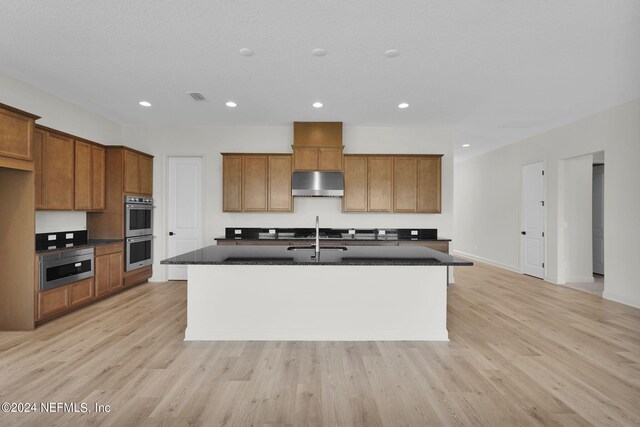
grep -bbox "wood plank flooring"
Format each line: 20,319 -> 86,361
1,261 -> 639,426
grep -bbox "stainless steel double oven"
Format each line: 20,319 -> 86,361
124,196 -> 154,272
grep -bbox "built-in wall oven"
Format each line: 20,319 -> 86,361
40,248 -> 94,291
125,196 -> 153,237
124,196 -> 154,272
125,235 -> 153,272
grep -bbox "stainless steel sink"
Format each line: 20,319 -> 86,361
287,246 -> 348,251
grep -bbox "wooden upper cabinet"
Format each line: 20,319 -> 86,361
34,129 -> 45,209
293,122 -> 342,146
91,145 -> 105,210
343,155 -> 368,212
293,147 -> 317,171
417,156 -> 442,213
139,155 -> 153,196
243,155 -> 268,211
0,104 -> 38,167
268,155 -> 293,212
223,155 -> 243,212
318,147 -> 343,171
74,141 -> 92,210
123,150 -> 140,194
393,157 -> 418,212
43,132 -> 74,210
122,149 -> 153,196
367,156 -> 392,212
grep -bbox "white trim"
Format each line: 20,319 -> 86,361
602,291 -> 640,309
564,275 -> 595,284
452,250 -> 520,273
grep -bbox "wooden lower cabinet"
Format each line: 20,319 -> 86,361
38,287 -> 69,320
69,278 -> 94,307
95,243 -> 123,297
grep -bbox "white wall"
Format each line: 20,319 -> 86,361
558,154 -> 593,283
454,99 -> 640,308
121,125 -> 454,282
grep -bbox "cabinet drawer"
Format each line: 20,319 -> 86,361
124,266 -> 152,287
38,287 -> 69,319
95,242 -> 123,256
69,278 -> 94,307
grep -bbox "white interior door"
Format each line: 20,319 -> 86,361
592,164 -> 604,275
521,162 -> 545,279
168,156 -> 203,280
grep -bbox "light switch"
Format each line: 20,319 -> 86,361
47,235 -> 56,241
234,229 -> 242,234
411,230 -> 418,236
65,233 -> 74,239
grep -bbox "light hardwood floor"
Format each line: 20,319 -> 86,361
1,262 -> 639,426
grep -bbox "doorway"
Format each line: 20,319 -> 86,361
521,161 -> 545,279
592,154 -> 605,277
167,156 -> 204,280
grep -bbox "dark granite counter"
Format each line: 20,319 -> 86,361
215,236 -> 451,242
36,239 -> 124,254
161,245 -> 472,266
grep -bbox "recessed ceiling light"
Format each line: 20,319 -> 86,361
225,101 -> 237,108
139,101 -> 151,107
312,48 -> 326,57
239,48 -> 254,57
462,144 -> 471,147
398,102 -> 409,109
312,102 -> 323,108
384,49 -> 399,58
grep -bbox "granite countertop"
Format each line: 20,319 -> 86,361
215,236 -> 452,242
161,245 -> 472,266
36,239 -> 124,254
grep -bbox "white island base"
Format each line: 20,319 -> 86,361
185,264 -> 448,341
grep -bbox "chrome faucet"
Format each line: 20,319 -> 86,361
315,215 -> 320,256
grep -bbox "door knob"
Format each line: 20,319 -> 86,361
521,231 -> 526,235
169,232 -> 175,236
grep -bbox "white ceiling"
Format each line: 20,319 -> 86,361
1,1 -> 639,160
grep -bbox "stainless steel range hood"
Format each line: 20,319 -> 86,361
292,171 -> 344,197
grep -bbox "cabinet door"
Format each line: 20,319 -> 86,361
91,145 -> 105,210
268,155 -> 292,212
34,129 -> 45,209
38,286 -> 69,319
0,107 -> 33,161
109,252 -> 123,290
44,132 -> 74,210
95,254 -> 110,297
393,157 -> 418,212
318,147 -> 343,171
222,155 -> 243,212
243,155 -> 268,211
293,147 -> 317,171
343,156 -> 368,212
74,141 -> 92,210
69,278 -> 94,307
139,155 -> 153,196
417,157 -> 441,213
123,150 -> 140,194
367,156 -> 392,212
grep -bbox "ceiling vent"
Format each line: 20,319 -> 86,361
187,92 -> 207,101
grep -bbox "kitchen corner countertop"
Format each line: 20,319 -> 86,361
35,239 -> 124,254
161,245 -> 472,266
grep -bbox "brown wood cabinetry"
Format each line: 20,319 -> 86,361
292,122 -> 343,171
38,286 -> 69,320
243,155 -> 268,211
35,130 -> 75,210
69,278 -> 94,307
368,156 -> 392,212
74,140 -> 92,210
268,155 -> 293,211
123,149 -> 153,196
222,153 -> 293,212
292,146 -> 343,171
91,145 -> 106,210
343,154 -> 442,214
342,155 -> 368,212
0,103 -> 39,171
95,243 -> 123,297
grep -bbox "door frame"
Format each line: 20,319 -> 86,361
520,160 -> 547,279
164,154 -> 206,281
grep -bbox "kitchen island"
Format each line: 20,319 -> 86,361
161,245 -> 471,341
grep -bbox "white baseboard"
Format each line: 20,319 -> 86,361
184,327 -> 449,341
452,250 -> 520,273
565,275 -> 595,284
603,291 -> 640,309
